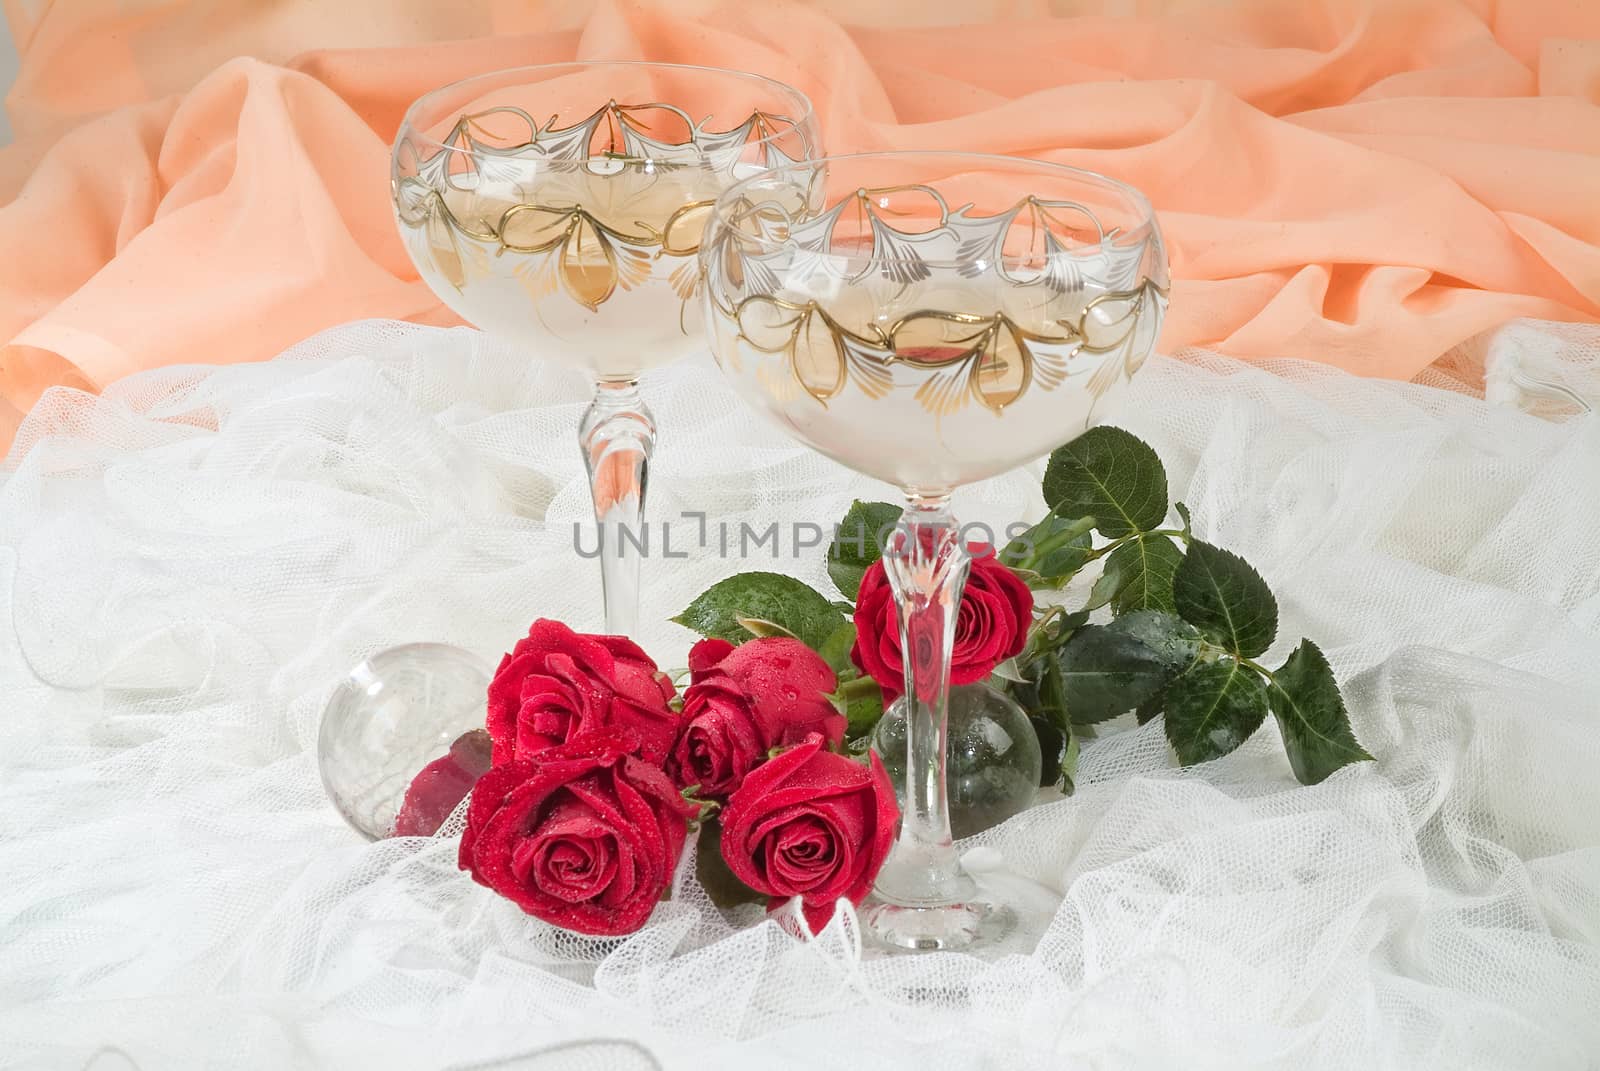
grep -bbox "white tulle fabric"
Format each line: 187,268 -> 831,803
2,320 -> 1598,1070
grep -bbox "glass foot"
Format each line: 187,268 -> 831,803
859,848 -> 1057,958
860,898 -> 1016,953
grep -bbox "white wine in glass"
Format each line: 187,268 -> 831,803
392,61 -> 819,637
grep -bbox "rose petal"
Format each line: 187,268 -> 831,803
594,633 -> 657,668
393,741 -> 487,838
716,638 -> 841,749
794,895 -> 852,936
764,814 -> 849,893
688,637 -> 737,678
532,835 -> 617,903
524,620 -> 618,679
514,796 -> 620,902
486,652 -> 541,763
459,758 -> 536,866
608,695 -> 681,765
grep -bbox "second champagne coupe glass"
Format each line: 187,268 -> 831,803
699,152 -> 1168,952
391,61 -> 818,636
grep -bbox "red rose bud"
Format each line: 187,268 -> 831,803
850,543 -> 1033,701
393,729 -> 494,837
458,731 -> 697,937
718,734 -> 898,935
486,619 -> 678,766
667,638 -> 844,800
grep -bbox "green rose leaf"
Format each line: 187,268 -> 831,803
1163,658 -> 1270,765
1085,563 -> 1121,611
1002,513 -> 1096,587
832,674 -> 886,742
1055,608 -> 1092,642
672,572 -> 845,651
845,694 -> 884,740
1016,608 -> 1091,667
1172,540 -> 1279,658
1268,640 -> 1373,785
1060,731 -> 1081,795
1096,534 -> 1184,614
990,656 -> 1027,684
1042,425 -> 1169,538
695,820 -> 765,909
826,500 -> 901,601
1028,714 -> 1066,789
1056,621 -> 1191,726
1108,610 -> 1202,668
817,621 -> 858,675
1011,639 -> 1071,730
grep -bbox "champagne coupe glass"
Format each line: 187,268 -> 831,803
699,152 -> 1168,952
316,65 -> 817,842
392,61 -> 818,636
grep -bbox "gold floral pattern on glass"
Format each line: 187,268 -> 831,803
393,102 -> 804,311
705,183 -> 1168,416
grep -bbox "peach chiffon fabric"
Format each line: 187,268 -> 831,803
2,0 -> 1598,447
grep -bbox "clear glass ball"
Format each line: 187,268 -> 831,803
870,681 -> 1042,839
318,642 -> 493,839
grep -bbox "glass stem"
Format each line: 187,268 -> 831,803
872,494 -> 978,907
579,379 -> 655,638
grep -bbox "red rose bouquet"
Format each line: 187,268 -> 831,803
389,426 -> 1366,942
412,618 -> 896,939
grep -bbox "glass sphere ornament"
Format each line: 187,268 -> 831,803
318,642 -> 494,839
871,681 -> 1042,839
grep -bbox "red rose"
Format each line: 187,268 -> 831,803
850,543 -> 1033,701
458,731 -> 697,936
719,734 -> 898,934
667,637 -> 845,799
486,619 -> 678,766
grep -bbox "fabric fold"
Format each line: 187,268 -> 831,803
2,0 -> 1598,449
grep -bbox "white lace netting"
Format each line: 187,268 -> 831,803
2,319 -> 1598,1070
